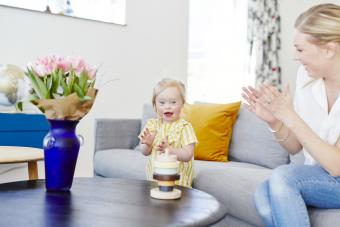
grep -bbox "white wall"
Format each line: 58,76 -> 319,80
0,0 -> 189,182
279,0 -> 340,91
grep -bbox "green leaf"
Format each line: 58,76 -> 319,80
77,72 -> 86,95
80,96 -> 92,101
15,101 -> 23,112
50,71 -> 59,95
15,92 -> 41,112
79,71 -> 87,90
25,69 -> 41,98
74,83 -> 85,98
57,70 -> 65,94
30,100 -> 45,113
88,79 -> 96,88
60,78 -> 70,96
68,71 -> 76,93
46,75 -> 53,96
33,73 -> 49,99
43,76 -> 52,98
26,68 -> 51,99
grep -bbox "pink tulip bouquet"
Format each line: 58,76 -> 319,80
17,55 -> 98,120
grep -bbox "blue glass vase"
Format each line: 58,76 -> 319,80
43,119 -> 80,191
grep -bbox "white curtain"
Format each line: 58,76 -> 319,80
187,0 -> 249,104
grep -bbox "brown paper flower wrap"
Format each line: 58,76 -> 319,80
32,88 -> 98,120
16,55 -> 98,119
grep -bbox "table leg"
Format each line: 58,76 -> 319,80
28,161 -> 38,180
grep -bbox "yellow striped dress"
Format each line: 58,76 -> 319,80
141,118 -> 198,188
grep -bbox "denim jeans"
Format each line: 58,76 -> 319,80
254,164 -> 340,227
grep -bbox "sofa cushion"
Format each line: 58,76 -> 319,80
94,149 -> 147,180
182,102 -> 241,162
229,106 -> 289,169
309,208 -> 340,227
290,150 -> 305,165
195,160 -> 340,227
141,103 -> 156,132
134,104 -> 157,151
194,160 -> 271,226
211,215 -> 256,227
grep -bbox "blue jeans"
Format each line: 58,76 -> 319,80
254,164 -> 340,227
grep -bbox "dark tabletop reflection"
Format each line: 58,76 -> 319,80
44,191 -> 73,227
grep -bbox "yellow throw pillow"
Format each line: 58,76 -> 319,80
182,102 -> 241,162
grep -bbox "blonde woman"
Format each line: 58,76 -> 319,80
242,4 -> 340,227
139,79 -> 198,188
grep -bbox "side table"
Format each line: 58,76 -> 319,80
0,146 -> 43,180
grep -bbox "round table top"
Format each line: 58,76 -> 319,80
0,178 -> 226,227
0,146 -> 43,163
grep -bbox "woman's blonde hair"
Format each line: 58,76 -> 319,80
152,78 -> 186,109
295,3 -> 340,45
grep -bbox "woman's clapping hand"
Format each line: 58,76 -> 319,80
242,84 -> 294,125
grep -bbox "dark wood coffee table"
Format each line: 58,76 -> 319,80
0,178 -> 226,226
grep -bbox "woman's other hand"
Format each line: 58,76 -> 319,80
242,85 -> 278,124
258,84 -> 295,125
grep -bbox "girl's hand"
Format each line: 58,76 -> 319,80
157,136 -> 173,153
242,85 -> 278,124
139,128 -> 156,147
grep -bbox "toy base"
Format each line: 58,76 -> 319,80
150,188 -> 181,200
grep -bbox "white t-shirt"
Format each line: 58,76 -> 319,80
294,66 -> 340,165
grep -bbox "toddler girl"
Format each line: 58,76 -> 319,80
139,78 -> 198,187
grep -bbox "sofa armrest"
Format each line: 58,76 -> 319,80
94,119 -> 141,152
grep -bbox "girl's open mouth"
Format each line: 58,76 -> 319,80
164,112 -> 173,117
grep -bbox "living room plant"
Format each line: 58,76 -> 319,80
17,54 -> 98,191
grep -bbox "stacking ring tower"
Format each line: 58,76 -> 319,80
150,150 -> 181,199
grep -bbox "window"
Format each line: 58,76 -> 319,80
0,0 -> 126,25
187,0 -> 250,104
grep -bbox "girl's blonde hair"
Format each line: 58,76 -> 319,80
152,78 -> 186,109
295,3 -> 340,45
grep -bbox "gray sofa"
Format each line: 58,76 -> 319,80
93,106 -> 340,227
